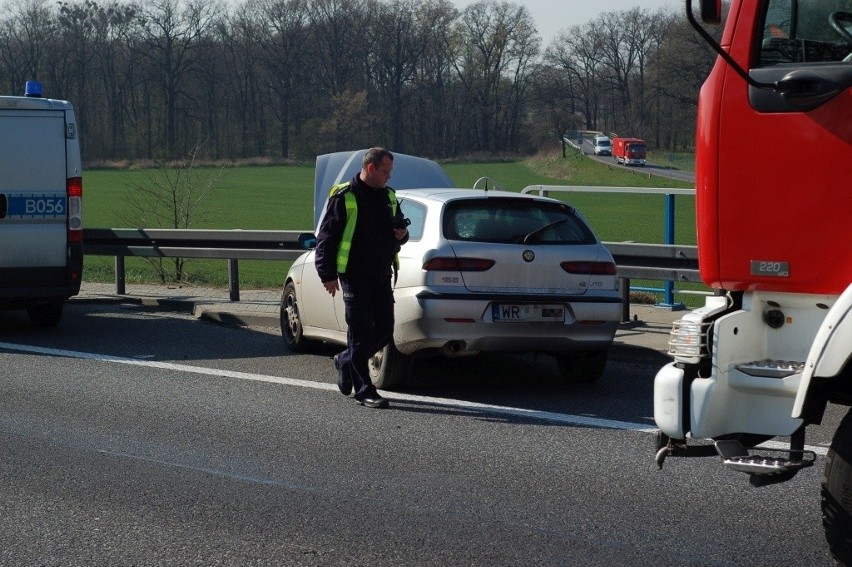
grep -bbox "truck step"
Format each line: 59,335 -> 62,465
736,359 -> 805,378
715,439 -> 815,476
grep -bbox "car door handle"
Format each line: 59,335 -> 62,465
776,69 -> 842,107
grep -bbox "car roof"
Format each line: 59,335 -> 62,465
396,187 -> 557,206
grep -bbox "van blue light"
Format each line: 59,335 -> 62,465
24,81 -> 42,97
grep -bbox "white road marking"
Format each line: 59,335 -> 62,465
0,341 -> 829,455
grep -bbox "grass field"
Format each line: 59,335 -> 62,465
83,149 -> 701,302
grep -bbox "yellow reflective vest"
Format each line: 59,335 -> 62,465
328,182 -> 401,274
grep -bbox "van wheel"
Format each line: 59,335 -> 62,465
280,282 -> 318,352
369,342 -> 410,390
822,408 -> 852,564
26,300 -> 64,327
555,350 -> 608,383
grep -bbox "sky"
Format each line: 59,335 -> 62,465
449,0 -> 679,46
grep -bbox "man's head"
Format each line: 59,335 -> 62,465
360,147 -> 394,188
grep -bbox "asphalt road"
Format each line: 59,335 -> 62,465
0,300 -> 842,566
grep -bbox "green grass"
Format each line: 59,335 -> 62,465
83,150 -> 702,301
85,165 -> 317,230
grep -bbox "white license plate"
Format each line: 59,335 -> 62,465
491,304 -> 564,322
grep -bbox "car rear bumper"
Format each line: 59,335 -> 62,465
393,290 -> 621,356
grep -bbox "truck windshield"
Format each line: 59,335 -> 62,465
759,0 -> 852,66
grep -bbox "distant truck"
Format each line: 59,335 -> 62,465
0,81 -> 83,326
612,137 -> 646,166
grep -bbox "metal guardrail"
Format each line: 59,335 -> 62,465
82,228 -> 700,321
84,228 -> 306,301
83,228 -> 307,261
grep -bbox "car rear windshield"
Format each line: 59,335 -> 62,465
443,198 -> 596,245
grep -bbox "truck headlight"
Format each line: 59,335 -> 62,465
668,319 -> 711,364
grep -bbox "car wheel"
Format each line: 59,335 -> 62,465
822,408 -> 852,564
26,300 -> 64,327
369,342 -> 410,390
280,282 -> 317,352
555,350 -> 608,383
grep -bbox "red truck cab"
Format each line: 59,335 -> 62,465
696,1 -> 852,294
611,137 -> 646,166
653,1 -> 852,561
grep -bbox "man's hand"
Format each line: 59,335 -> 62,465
393,228 -> 408,240
323,279 -> 340,297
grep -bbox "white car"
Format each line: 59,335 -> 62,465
280,151 -> 622,389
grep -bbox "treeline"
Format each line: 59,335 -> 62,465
0,0 -> 717,163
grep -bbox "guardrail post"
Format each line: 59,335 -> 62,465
228,259 -> 240,301
657,194 -> 684,311
115,255 -> 126,295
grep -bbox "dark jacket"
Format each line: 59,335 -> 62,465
315,173 -> 408,282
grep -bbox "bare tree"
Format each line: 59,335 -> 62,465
411,0 -> 459,156
0,0 -> 58,91
452,0 -> 540,151
305,0 -> 369,97
369,0 -> 424,152
217,4 -> 266,158
135,0 -> 221,158
646,9 -> 717,149
119,143 -> 226,282
87,1 -> 139,159
592,7 -> 668,136
252,0 -> 309,158
544,23 -> 605,131
528,63 -> 578,154
55,0 -> 100,145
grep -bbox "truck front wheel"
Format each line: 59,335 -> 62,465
822,407 -> 852,564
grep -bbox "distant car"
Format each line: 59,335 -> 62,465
280,151 -> 622,390
593,135 -> 612,156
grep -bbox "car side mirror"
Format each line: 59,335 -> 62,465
298,232 -> 317,249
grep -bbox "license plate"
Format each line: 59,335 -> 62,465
491,304 -> 564,322
6,194 -> 66,218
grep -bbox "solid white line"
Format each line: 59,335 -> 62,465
0,340 -> 829,455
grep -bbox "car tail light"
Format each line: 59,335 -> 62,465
422,257 -> 495,272
560,261 -> 616,275
67,176 -> 83,243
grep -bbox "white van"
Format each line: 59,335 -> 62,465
593,135 -> 612,156
0,82 -> 83,326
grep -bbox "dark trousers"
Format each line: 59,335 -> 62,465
338,274 -> 395,399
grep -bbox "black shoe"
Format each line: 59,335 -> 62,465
358,395 -> 389,409
333,354 -> 352,396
